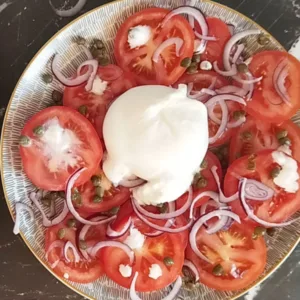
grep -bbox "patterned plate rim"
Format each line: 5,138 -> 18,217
1,0 -> 299,299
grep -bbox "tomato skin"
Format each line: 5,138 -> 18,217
114,8 -> 194,85
247,51 -> 300,123
185,222 -> 266,291
20,106 -> 103,191
224,150 -> 300,226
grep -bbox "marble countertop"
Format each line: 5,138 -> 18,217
0,0 -> 299,299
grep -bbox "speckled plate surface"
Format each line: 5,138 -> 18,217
1,0 -> 300,299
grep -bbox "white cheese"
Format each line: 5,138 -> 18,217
40,118 -> 82,172
124,227 -> 145,250
277,144 -> 292,156
128,25 -> 151,49
64,273 -> 69,279
272,151 -> 299,193
200,60 -> 212,70
149,264 -> 162,280
119,264 -> 132,278
91,75 -> 108,96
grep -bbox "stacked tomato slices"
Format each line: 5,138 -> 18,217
17,4 -> 300,299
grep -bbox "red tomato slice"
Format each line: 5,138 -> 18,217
45,215 -> 104,283
224,150 -> 300,226
247,51 -> 300,123
101,214 -> 185,292
194,17 -> 231,67
114,8 -> 194,85
63,65 -> 136,139
20,106 -> 102,191
229,116 -> 300,163
74,169 -> 130,213
185,222 -> 266,291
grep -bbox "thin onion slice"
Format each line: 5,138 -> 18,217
119,178 -> 145,188
77,59 -> 99,91
45,240 -> 65,269
205,94 -> 246,108
189,210 -> 241,262
183,259 -> 200,282
107,217 -> 132,238
216,85 -> 248,97
227,116 -> 246,128
153,38 -> 183,63
227,24 -> 235,35
64,241 -> 81,263
13,202 -> 34,235
190,191 -> 219,219
213,61 -> 238,76
231,44 -> 245,64
243,179 -> 274,201
194,31 -> 218,41
273,59 -> 290,105
90,241 -> 134,264
233,74 -> 263,85
49,0 -> 87,17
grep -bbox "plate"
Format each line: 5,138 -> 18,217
1,0 -> 300,299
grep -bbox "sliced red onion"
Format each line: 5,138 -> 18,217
205,94 -> 246,108
194,31 -> 217,41
133,187 -> 192,220
119,178 -> 145,188
107,217 -> 132,238
201,88 -> 217,96
77,59 -> 98,91
232,44 -> 245,64
49,0 -> 86,17
52,54 -> 92,86
29,192 -> 69,227
66,168 -> 116,225
216,85 -> 248,97
273,59 -> 290,105
242,72 -> 255,101
188,77 -> 217,101
64,241 -> 81,263
45,240 -> 65,269
227,24 -> 235,36
48,199 -> 56,218
153,38 -> 184,63
213,61 -> 238,76
190,210 -> 240,262
183,259 -> 200,282
199,199 -> 221,217
227,116 -> 246,128
162,7 -> 208,54
13,203 -> 34,235
243,179 -> 274,201
132,199 -> 193,233
233,74 -> 263,85
90,241 -> 134,264
240,178 -> 300,227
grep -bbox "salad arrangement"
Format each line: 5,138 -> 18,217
12,2 -> 300,300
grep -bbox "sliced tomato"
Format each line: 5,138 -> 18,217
74,169 -> 130,213
45,215 -> 104,283
114,8 -> 194,85
246,51 -> 300,123
20,106 -> 102,191
194,17 -> 231,67
185,222 -> 266,291
102,214 -> 185,292
63,65 -> 136,139
229,116 -> 300,163
224,150 -> 300,226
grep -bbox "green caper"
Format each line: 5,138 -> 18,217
192,172 -> 201,186
108,207 -> 120,216
180,57 -> 192,68
93,195 -> 103,203
258,34 -> 270,46
19,135 -> 31,147
276,130 -> 288,140
270,166 -> 281,178
58,191 -> 66,198
192,53 -> 201,63
78,105 -> 88,116
267,227 -> 276,237
200,159 -> 208,169
95,186 -> 104,198
252,226 -> 266,240
237,63 -> 248,74
42,73 -> 53,84
233,110 -> 246,121
91,175 -> 101,187
91,39 -> 105,50
73,36 -> 86,45
241,131 -> 252,141
212,264 -> 224,276
79,240 -> 87,250
92,48 -> 106,58
278,136 -> 291,146
67,218 -> 76,228
52,90 -> 63,104
196,177 -> 208,188
247,160 -> 256,171
163,257 -> 174,267
158,203 -> 168,214
33,125 -> 44,137
98,56 -> 110,66
187,62 -> 198,74
57,228 -> 66,239
71,190 -> 82,206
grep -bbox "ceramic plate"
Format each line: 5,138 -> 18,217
2,0 -> 300,299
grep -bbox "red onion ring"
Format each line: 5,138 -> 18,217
227,116 -> 246,128
29,192 -> 69,227
119,178 -> 145,188
216,85 -> 248,97
49,0 -> 86,17
194,31 -> 218,41
107,217 -> 132,238
200,88 -> 217,96
45,240 -> 65,269
242,73 -> 255,100
13,202 -> 34,235
188,78 -> 217,102
65,168 -> 116,225
232,44 -> 245,64
205,94 -> 246,108
199,199 -> 221,217
213,61 -> 238,76
227,24 -> 235,36
153,38 -> 184,63
90,241 -> 134,264
64,241 -> 81,263
273,59 -> 290,105
77,59 -> 99,91
183,259 -> 200,282
233,74 -> 263,85
243,179 -> 274,201
190,210 -> 240,262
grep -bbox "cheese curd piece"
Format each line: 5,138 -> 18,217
91,75 -> 108,95
124,227 -> 145,250
119,264 -> 132,278
149,264 -> 162,280
103,84 -> 208,205
128,25 -> 151,49
272,151 -> 299,193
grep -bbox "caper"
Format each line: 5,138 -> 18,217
93,195 -> 103,203
52,90 -> 63,104
33,125 -> 44,137
278,136 -> 291,146
57,228 -> 66,239
71,190 -> 82,206
258,34 -> 270,46
67,218 -> 76,228
192,172 -> 201,186
163,257 -> 174,267
270,166 -> 281,178
19,135 -> 31,147
180,57 -> 192,68
200,159 -> 208,169
212,264 -> 224,276
96,186 -> 104,198
276,130 -> 288,140
78,105 -> 88,116
233,110 -> 246,120
192,53 -> 201,63
98,56 -> 110,66
58,191 -> 66,198
42,73 -> 53,84
252,226 -> 266,240
91,175 -> 101,187
237,63 -> 248,74
91,39 -> 105,49
79,240 -> 87,250
247,160 -> 256,171
92,48 -> 106,59
108,207 -> 120,215
196,177 -> 208,188
187,62 -> 198,74
241,131 -> 252,141
73,36 -> 86,45
158,203 -> 168,214
267,227 -> 276,237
